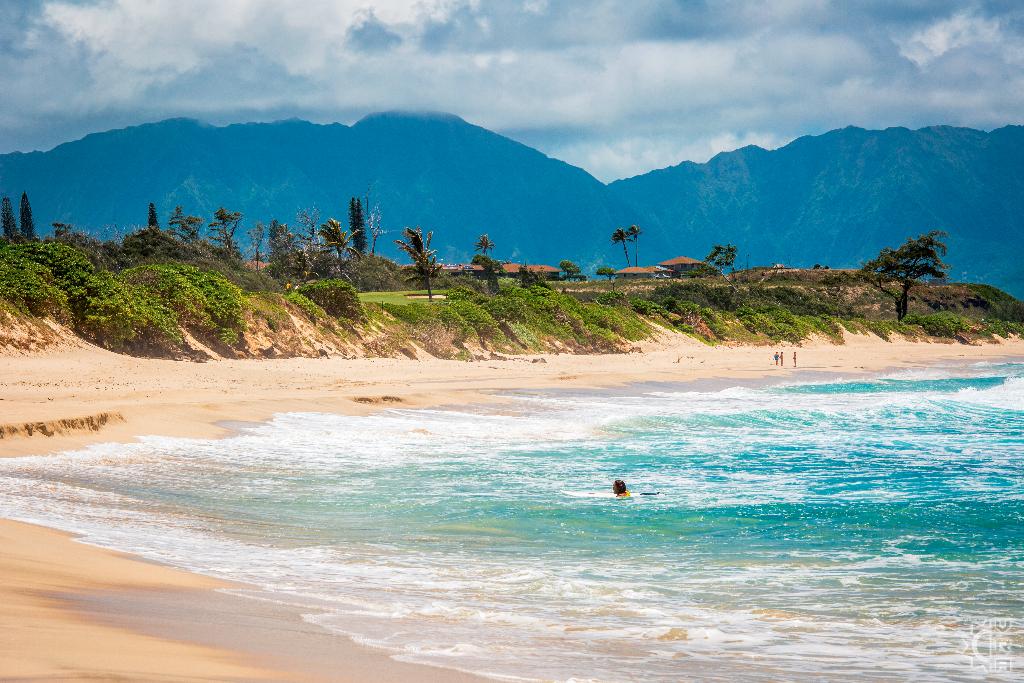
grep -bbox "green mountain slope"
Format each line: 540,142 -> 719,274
0,113 -> 623,266
610,125 -> 1024,293
2,117 -> 1022,293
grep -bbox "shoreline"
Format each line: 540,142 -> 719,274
5,332 -> 1024,458
3,335 -> 1024,682
0,519 -> 290,682
0,518 -> 486,683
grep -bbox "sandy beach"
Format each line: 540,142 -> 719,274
6,332 -> 1024,459
3,332 -> 1024,681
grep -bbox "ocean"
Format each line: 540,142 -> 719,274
2,362 -> 1022,681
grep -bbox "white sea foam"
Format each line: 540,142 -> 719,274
1,366 -> 1022,681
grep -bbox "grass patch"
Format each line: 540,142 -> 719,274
358,290 -> 448,306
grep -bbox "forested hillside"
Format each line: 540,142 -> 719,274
2,117 -> 1022,293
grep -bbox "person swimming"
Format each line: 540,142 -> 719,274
613,479 -> 631,498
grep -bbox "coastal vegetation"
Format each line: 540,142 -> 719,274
0,212 -> 653,358
1,197 -> 1022,359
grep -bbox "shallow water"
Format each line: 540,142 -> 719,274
2,362 -> 1023,681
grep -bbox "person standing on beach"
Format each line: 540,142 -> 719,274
793,351 -> 797,368
773,352 -> 779,366
779,350 -> 785,367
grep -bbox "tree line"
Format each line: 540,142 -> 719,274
0,189 -> 953,322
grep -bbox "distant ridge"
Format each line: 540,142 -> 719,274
1,115 -> 1022,293
610,124 -> 1024,293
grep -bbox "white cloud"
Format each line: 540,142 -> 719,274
898,11 -> 1003,67
555,131 -> 786,182
0,1 -> 1022,179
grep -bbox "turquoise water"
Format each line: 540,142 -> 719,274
2,362 -> 1023,681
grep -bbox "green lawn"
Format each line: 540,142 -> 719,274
358,290 -> 447,306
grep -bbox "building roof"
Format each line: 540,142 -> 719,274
501,263 -> 559,273
616,266 -> 666,274
441,263 -> 484,271
658,255 -> 702,266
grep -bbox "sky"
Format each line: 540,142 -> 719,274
1,0 -> 1022,181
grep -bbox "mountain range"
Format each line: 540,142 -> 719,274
1,113 -> 1022,294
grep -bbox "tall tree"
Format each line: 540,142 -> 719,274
471,254 -> 503,294
319,218 -> 359,261
348,198 -> 367,254
295,207 -> 321,276
474,233 -> 495,255
19,192 -> 35,241
626,225 -> 642,266
167,206 -> 203,242
611,228 -> 630,267
395,226 -> 441,301
147,202 -> 159,229
0,196 -> 16,241
705,243 -> 738,277
248,221 -> 267,270
863,231 -> 948,321
267,219 -> 300,281
208,207 -> 243,256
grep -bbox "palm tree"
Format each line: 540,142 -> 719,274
626,225 -> 642,266
474,233 -> 495,255
611,227 -> 630,267
395,226 -> 442,300
318,218 -> 360,261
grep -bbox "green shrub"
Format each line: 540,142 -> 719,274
843,318 -> 920,341
483,288 -> 533,324
734,305 -> 842,343
447,299 -> 502,339
979,320 -> 1024,338
474,284 -> 648,349
120,263 -> 245,344
630,298 -> 668,316
385,301 -> 438,325
903,312 -> 973,338
596,291 -> 627,306
6,241 -> 96,308
965,284 -> 1024,322
737,305 -> 801,342
296,279 -> 364,320
78,271 -> 181,348
648,280 -> 739,311
582,300 -> 648,341
283,292 -> 326,321
436,305 -> 474,340
444,286 -> 488,305
748,285 -> 841,316
0,247 -> 70,319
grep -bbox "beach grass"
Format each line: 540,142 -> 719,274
358,290 -> 447,306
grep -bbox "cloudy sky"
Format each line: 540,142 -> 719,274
1,0 -> 1022,180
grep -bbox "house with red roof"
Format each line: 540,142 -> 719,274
501,263 -> 560,279
658,255 -> 703,277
